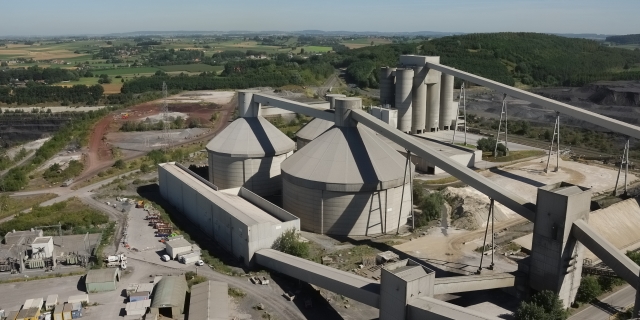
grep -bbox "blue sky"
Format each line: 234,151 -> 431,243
3,0 -> 639,36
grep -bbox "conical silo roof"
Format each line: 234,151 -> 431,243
295,118 -> 334,142
206,117 -> 295,157
281,124 -> 412,192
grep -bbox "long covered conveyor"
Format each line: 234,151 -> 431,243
425,62 -> 640,140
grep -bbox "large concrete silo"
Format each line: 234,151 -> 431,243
295,94 -> 345,149
379,67 -> 396,107
206,90 -> 295,196
439,74 -> 456,130
411,66 -> 427,134
282,97 -> 413,236
394,69 -> 414,133
426,82 -> 441,132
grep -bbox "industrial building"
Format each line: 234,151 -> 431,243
126,300 -> 151,317
158,162 -> 300,266
151,275 -> 188,318
30,237 -> 53,258
164,237 -> 193,260
188,281 -> 228,320
282,97 -> 413,236
3,229 -> 42,245
155,54 -> 640,319
205,90 -> 295,197
85,268 -> 120,293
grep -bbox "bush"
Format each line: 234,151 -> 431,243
113,159 -> 126,169
140,163 -> 151,173
515,290 -> 568,320
477,137 -> 497,152
576,275 -> 602,303
415,192 -> 444,228
272,229 -> 309,258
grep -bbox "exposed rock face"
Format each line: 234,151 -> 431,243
442,186 -> 517,230
587,82 -> 640,107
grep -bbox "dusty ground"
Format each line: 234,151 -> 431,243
0,106 -> 107,113
481,156 -> 637,202
76,92 -> 236,186
163,91 -> 235,104
3,137 -> 50,159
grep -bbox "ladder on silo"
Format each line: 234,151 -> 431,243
452,82 -> 467,145
365,191 -> 385,236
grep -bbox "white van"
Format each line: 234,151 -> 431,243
161,255 -> 171,262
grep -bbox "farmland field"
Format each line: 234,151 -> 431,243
158,64 -> 223,73
301,46 -> 332,53
341,37 -> 392,49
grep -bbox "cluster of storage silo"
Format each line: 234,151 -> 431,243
204,91 -> 412,236
379,55 -> 458,133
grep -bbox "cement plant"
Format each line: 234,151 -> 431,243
2,16 -> 640,320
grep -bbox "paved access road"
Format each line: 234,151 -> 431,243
569,285 -> 635,320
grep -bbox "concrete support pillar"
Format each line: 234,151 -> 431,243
395,69 -> 414,133
529,182 -> 592,308
334,97 -> 362,127
325,94 -> 346,110
379,259 -> 435,320
238,90 -> 261,118
426,82 -> 441,132
411,66 -> 427,134
634,281 -> 640,318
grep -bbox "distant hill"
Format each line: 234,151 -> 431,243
606,34 -> 640,45
336,32 -> 640,88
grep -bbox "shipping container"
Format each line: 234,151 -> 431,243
67,295 -> 88,304
45,295 -> 58,310
52,305 -> 63,320
62,304 -> 72,320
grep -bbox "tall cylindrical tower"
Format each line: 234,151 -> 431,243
394,68 -> 414,133
439,74 -> 456,130
426,82 -> 441,132
379,67 -> 396,107
411,66 -> 427,134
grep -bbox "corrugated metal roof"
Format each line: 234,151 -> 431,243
295,118 -> 334,142
189,281 -> 228,320
151,275 -> 187,310
86,268 -> 118,284
206,117 -> 294,157
161,163 -> 282,226
137,283 -> 155,293
282,124 -> 412,192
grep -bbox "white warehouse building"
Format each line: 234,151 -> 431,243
158,162 -> 300,266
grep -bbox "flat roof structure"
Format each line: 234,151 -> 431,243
137,283 -> 155,293
3,229 -> 42,245
189,281 -> 229,320
32,237 -> 52,244
86,268 -> 118,283
162,164 -> 283,226
165,238 -> 191,250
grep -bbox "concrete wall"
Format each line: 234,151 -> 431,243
529,183 -> 591,307
407,297 -> 501,320
208,151 -> 292,197
282,179 -> 411,236
160,164 -> 299,266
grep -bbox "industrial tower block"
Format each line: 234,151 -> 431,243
529,182 -> 592,307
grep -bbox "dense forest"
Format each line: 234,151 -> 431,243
606,34 -> 640,45
337,33 -> 640,88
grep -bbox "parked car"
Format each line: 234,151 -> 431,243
161,255 -> 171,262
196,260 -> 204,266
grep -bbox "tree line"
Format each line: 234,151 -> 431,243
606,34 -> 640,45
0,84 -> 104,105
0,65 -> 87,85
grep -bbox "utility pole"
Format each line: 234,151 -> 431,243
162,82 -> 170,150
614,138 -> 630,196
544,112 -> 561,173
494,94 -> 508,158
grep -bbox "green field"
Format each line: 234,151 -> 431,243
159,64 -> 223,73
301,46 -> 332,53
